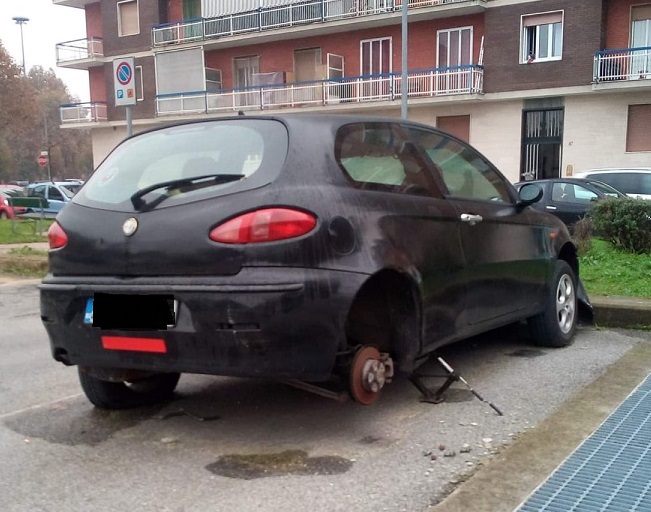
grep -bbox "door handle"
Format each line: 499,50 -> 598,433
545,205 -> 557,210
460,213 -> 483,225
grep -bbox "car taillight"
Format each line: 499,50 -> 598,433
209,208 -> 317,244
48,221 -> 68,250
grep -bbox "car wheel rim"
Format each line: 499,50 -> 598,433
556,274 -> 576,334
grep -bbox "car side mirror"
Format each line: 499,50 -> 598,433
517,183 -> 543,209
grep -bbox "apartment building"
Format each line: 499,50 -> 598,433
54,0 -> 651,182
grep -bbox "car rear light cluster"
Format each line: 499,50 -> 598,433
209,208 -> 317,244
48,221 -> 68,249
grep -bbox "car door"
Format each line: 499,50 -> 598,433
45,185 -> 67,214
336,121 -> 465,345
545,181 -> 597,226
409,128 -> 548,327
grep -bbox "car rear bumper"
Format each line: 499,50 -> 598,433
40,268 -> 368,381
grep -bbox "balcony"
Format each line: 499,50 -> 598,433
152,0 -> 484,47
52,0 -> 97,7
594,46 -> 651,87
60,102 -> 107,124
56,38 -> 104,69
156,65 -> 483,116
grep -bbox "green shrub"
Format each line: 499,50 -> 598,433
590,198 -> 651,254
572,216 -> 594,255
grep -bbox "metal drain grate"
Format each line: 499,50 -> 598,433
517,373 -> 651,512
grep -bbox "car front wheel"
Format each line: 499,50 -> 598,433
78,368 -> 180,409
529,260 -> 577,347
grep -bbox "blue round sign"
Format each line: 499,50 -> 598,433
116,62 -> 132,85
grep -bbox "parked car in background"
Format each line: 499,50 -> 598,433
26,181 -> 83,216
574,168 -> 651,200
514,178 -> 626,229
41,115 -> 591,410
0,186 -> 27,219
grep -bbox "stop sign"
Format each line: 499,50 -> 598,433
37,154 -> 48,167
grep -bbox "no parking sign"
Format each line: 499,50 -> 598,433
113,58 -> 137,107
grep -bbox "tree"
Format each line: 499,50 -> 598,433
0,41 -> 39,181
0,41 -> 92,182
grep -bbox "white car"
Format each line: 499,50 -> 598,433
574,168 -> 651,200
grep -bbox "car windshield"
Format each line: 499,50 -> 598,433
74,119 -> 288,212
586,180 -> 625,198
59,184 -> 80,198
0,188 -> 25,198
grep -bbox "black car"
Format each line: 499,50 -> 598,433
41,115 -> 590,409
514,178 -> 626,228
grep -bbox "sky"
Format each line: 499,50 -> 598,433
0,0 -> 90,102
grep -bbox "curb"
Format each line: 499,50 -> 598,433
591,296 -> 651,328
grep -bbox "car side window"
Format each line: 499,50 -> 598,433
410,129 -> 511,203
30,185 -> 46,198
336,122 -> 440,197
48,187 -> 64,201
552,183 -> 597,203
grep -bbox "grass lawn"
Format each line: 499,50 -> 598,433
579,239 -> 651,299
0,218 -> 51,244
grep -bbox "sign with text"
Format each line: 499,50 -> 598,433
113,58 -> 137,107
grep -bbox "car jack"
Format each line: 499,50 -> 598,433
409,356 -> 504,416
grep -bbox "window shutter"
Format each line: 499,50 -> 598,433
626,105 -> 651,152
437,116 -> 471,143
631,5 -> 651,22
523,12 -> 562,27
119,1 -> 139,36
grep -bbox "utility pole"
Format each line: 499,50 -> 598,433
400,1 -> 408,120
44,113 -> 52,182
12,16 -> 29,75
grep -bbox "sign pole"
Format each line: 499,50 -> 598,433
126,106 -> 133,138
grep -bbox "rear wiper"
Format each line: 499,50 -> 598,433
130,174 -> 244,210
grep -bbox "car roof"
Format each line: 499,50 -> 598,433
129,113 -> 452,141
514,178 -> 598,185
576,168 -> 651,174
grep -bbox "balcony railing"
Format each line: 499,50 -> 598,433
60,102 -> 108,124
153,0 -> 477,46
156,65 -> 483,116
594,46 -> 651,83
56,37 -> 104,64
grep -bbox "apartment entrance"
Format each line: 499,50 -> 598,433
520,108 -> 564,180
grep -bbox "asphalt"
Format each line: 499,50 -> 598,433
1,242 -> 651,512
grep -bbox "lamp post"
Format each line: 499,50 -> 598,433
12,16 -> 29,75
400,1 -> 408,120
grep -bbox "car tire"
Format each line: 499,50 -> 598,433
529,260 -> 577,348
0,211 -> 7,219
78,368 -> 180,409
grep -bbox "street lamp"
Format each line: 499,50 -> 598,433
12,16 -> 29,75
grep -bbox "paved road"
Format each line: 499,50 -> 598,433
0,280 -> 645,512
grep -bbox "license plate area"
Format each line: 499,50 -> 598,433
84,294 -> 177,330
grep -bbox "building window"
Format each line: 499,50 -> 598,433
521,11 -> 563,63
360,37 -> 392,76
437,27 -> 473,68
234,56 -> 260,88
118,0 -> 139,37
626,104 -> 651,152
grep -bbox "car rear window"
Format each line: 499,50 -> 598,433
74,119 -> 288,212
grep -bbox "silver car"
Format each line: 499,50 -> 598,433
573,168 -> 651,200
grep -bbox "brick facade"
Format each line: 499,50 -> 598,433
205,14 -> 484,89
484,0 -> 604,93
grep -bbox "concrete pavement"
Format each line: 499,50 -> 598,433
1,242 -> 650,511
